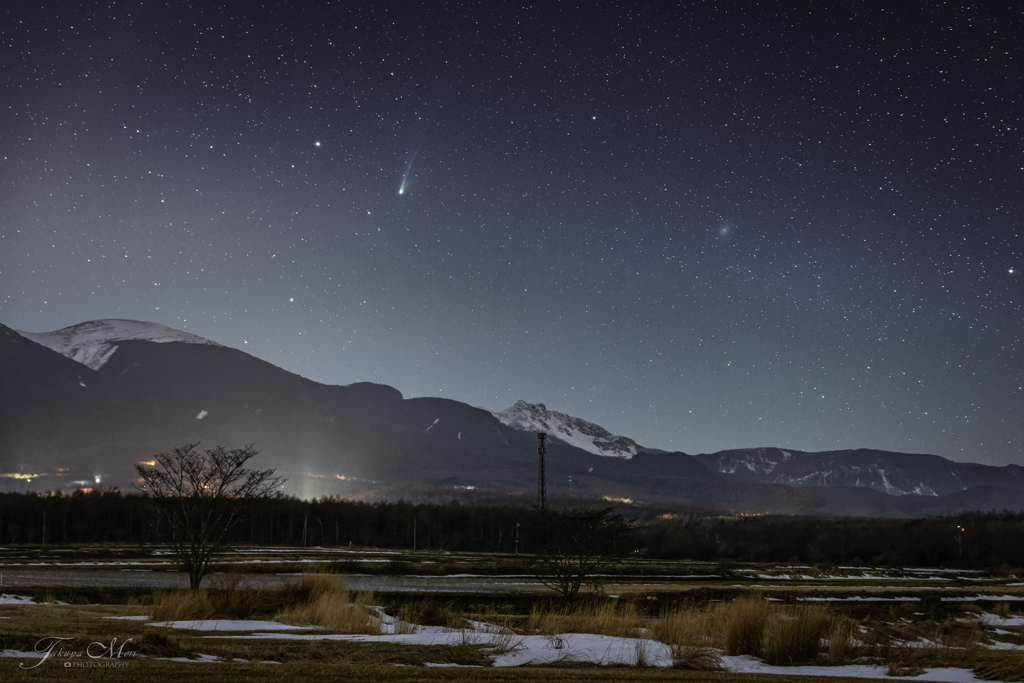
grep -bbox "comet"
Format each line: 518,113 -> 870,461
398,140 -> 423,195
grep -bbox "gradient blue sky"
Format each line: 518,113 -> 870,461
2,1 -> 1021,464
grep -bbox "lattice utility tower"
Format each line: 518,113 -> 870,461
537,432 -> 547,514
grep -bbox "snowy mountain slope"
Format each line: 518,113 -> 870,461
694,447 -> 1024,497
494,400 -> 640,458
7,317 -> 1024,514
16,319 -> 220,370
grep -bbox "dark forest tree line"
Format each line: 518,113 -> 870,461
2,489 -> 1024,570
0,489 -> 540,554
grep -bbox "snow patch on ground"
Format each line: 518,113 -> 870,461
1,606 -> 1001,680
214,627 -> 989,680
981,613 -> 1024,627
801,595 -> 1024,603
722,655 -> 986,682
983,641 -> 1024,651
159,653 -> 223,663
150,619 -> 309,631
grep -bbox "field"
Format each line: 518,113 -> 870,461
4,545 -> 1024,681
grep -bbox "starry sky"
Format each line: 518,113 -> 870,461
2,2 -> 1022,465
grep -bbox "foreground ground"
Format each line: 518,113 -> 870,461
3,544 -> 1024,681
0,664 -> 866,683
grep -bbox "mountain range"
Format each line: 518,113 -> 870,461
3,319 -> 1023,517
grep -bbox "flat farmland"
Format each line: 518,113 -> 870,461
1,545 -> 1020,599
5,545 -> 1024,682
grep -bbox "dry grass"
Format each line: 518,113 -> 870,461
150,590 -> 215,622
632,637 -> 655,668
152,582 -> 294,624
387,595 -> 464,630
760,605 -> 830,666
655,598 -> 840,668
825,614 -> 858,665
717,593 -> 770,657
452,622 -> 525,657
651,605 -> 721,670
135,582 -> 1001,675
394,602 -> 418,634
887,662 -> 927,677
947,619 -> 985,652
274,574 -> 380,634
8,559 -> 1023,678
487,628 -> 526,656
668,643 -> 723,671
652,605 -> 715,648
206,572 -> 279,619
526,600 -> 643,638
975,652 -> 1024,682
391,596 -> 466,631
849,606 -> 1001,677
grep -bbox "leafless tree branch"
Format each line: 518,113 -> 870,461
135,443 -> 283,589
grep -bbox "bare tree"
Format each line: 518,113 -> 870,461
532,507 -> 627,602
135,443 -> 283,589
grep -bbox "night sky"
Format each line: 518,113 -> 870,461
2,2 -> 1022,464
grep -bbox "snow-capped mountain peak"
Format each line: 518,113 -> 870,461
493,400 -> 640,458
692,447 -> 985,497
16,319 -> 220,370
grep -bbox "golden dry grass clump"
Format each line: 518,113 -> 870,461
151,590 -> 216,622
654,596 -> 837,669
150,574 -> 280,623
394,602 -> 419,635
718,593 -> 771,657
826,614 -> 859,665
526,599 -> 644,638
975,652 -> 1024,683
652,605 -> 721,670
759,604 -> 831,666
275,574 -> 380,634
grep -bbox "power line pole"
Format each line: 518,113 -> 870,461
537,432 -> 547,515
